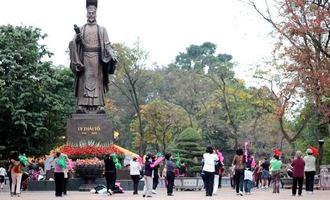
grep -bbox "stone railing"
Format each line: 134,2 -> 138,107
281,177 -> 320,189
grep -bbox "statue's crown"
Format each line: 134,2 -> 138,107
86,0 -> 97,8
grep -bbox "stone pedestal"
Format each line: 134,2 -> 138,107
66,113 -> 113,145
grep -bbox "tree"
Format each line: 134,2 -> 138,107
205,52 -> 252,150
156,68 -> 212,127
130,100 -> 190,153
173,127 -> 204,176
249,0 -> 330,143
0,25 -> 74,156
170,42 -> 274,152
253,61 -> 316,153
110,42 -> 154,155
166,42 -> 227,127
174,42 -> 217,73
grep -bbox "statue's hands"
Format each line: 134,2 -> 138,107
76,64 -> 84,72
75,33 -> 82,42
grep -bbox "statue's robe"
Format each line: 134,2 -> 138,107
69,23 -> 116,108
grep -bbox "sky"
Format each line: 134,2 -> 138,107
0,0 -> 275,85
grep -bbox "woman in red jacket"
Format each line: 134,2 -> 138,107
291,151 -> 305,196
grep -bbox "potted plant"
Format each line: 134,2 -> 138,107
74,157 -> 104,179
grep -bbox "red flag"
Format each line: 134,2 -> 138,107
310,146 -> 319,157
273,148 -> 282,157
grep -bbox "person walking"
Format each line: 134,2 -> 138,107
9,152 -> 23,197
291,151 -> 305,196
104,154 -> 116,195
165,153 -> 176,196
203,146 -> 218,197
260,158 -> 270,189
244,168 -> 253,195
151,155 -> 159,194
54,152 -> 66,197
232,148 -> 245,196
44,151 -> 55,180
142,154 -> 153,198
254,161 -> 261,188
270,154 -> 282,193
304,148 -> 316,194
129,157 -> 141,195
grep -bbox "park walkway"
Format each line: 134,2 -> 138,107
1,187 -> 330,200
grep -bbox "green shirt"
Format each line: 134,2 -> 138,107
270,159 -> 282,171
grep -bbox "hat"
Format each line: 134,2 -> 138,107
86,0 -> 97,8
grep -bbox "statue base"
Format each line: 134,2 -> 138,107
66,113 -> 113,145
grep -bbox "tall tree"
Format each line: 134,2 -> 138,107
174,42 -> 217,73
110,42 -> 153,155
171,42 -> 266,150
249,0 -> 330,139
204,51 -> 251,150
156,68 -> 212,127
0,25 -> 74,156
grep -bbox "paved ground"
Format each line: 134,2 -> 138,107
1,187 -> 330,200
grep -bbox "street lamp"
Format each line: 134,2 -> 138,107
318,139 -> 325,173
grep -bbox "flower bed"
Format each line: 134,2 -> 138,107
59,145 -> 124,157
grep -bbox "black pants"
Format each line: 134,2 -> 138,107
105,171 -> 116,192
219,175 -> 222,188
203,171 -> 214,196
8,171 -> 12,194
166,171 -> 175,195
235,169 -> 244,194
153,174 -> 159,190
131,175 -> 140,194
292,177 -> 304,195
54,172 -> 64,197
63,176 -> 68,195
305,171 -> 315,192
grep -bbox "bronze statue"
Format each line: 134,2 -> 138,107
69,0 -> 117,114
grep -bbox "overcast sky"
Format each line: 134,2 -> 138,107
0,0 -> 275,84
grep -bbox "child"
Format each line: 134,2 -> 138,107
244,168 -> 253,195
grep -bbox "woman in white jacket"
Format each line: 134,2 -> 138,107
203,146 -> 219,196
129,157 -> 142,195
304,148 -> 316,194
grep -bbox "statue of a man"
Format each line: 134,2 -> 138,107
69,0 -> 117,114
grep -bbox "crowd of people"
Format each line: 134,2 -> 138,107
0,146 -> 320,198
230,147 -> 317,196
109,145 -> 318,198
125,147 -> 224,197
126,152 -> 181,197
1,151 -> 31,197
0,150 -> 73,197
